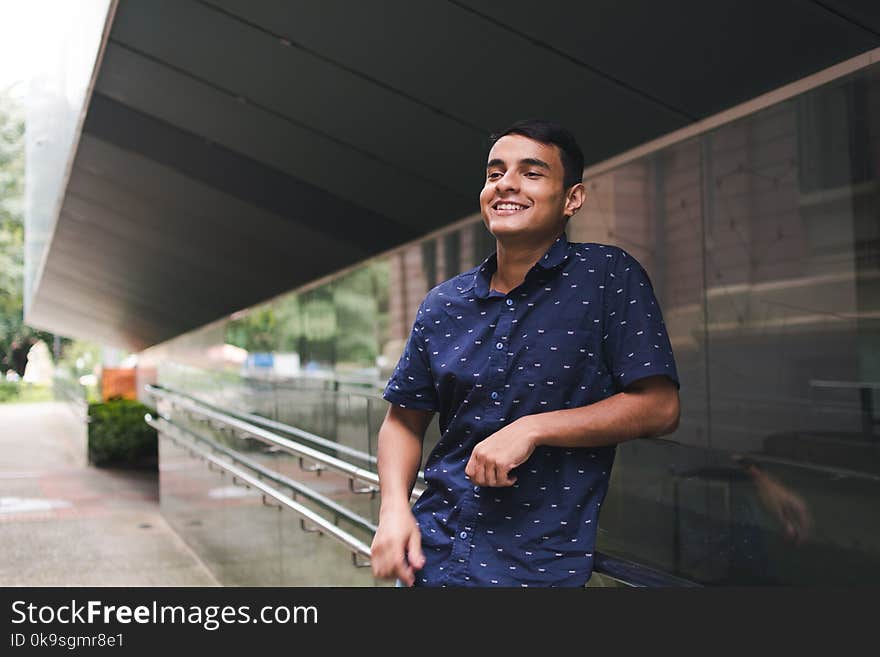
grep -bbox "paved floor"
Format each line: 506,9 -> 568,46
0,401 -> 218,586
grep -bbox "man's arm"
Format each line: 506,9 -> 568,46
732,455 -> 812,546
529,374 -> 679,449
376,404 -> 432,508
465,375 -> 679,487
371,404 -> 434,586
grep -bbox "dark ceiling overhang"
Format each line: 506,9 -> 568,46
25,0 -> 880,350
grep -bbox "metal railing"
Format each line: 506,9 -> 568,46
145,383 -> 697,587
147,414 -> 373,567
146,383 -> 425,502
149,412 -> 377,534
52,373 -> 89,421
152,383 -> 381,467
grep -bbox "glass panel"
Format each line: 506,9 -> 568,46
572,138 -> 711,579
444,231 -> 462,279
702,67 -> 880,585
158,434 -> 229,580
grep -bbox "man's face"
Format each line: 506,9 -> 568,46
480,134 -> 576,241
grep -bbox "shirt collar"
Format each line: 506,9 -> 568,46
462,231 -> 570,298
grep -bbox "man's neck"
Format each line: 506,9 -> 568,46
490,229 -> 565,294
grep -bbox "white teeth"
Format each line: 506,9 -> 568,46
496,203 -> 527,211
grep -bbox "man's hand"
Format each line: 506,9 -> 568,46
752,469 -> 813,546
370,504 -> 425,586
465,416 -> 539,487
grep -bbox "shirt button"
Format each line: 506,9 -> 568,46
495,342 -> 504,350
491,392 -> 499,400
460,531 -> 468,540
506,299 -> 513,306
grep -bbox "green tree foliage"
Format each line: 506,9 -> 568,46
0,91 -> 64,375
334,261 -> 387,365
224,258 -> 390,369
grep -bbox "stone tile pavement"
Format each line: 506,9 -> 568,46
0,402 -> 218,586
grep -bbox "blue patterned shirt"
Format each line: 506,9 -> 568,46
382,231 -> 680,587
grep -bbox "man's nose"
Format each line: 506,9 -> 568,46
497,170 -> 518,191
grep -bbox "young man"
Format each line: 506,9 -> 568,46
372,119 -> 681,587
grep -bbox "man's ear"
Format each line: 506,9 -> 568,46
564,183 -> 586,218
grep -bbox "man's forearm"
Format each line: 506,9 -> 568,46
526,380 -> 679,450
376,420 -> 423,512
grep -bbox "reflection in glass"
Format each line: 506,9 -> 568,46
591,65 -> 880,585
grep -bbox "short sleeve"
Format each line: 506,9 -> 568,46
602,248 -> 680,393
382,300 -> 439,411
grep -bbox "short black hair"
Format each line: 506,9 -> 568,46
488,119 -> 584,190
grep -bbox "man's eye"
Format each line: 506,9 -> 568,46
488,172 -> 502,179
525,172 -> 542,178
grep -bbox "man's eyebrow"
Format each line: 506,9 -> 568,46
521,157 -> 551,170
486,157 -> 552,170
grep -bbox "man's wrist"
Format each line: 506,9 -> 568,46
519,414 -> 545,449
379,496 -> 412,517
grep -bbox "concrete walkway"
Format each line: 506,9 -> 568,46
0,401 -> 218,586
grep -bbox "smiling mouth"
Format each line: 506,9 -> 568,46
492,202 -> 530,214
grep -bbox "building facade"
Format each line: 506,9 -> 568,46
24,2 -> 880,585
133,59 -> 880,585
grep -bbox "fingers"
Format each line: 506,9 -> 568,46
465,453 -> 515,487
370,515 -> 426,586
371,539 -> 414,586
490,463 -> 517,487
799,506 -> 813,536
464,456 -> 478,485
370,537 -> 390,580
407,526 -> 425,571
394,557 -> 416,587
466,455 -> 490,486
485,461 -> 499,487
782,499 -> 812,546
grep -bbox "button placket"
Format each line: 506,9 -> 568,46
445,495 -> 480,581
486,300 -> 515,420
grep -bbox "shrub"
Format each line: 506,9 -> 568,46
0,381 -> 19,402
87,398 -> 158,468
0,381 -> 53,403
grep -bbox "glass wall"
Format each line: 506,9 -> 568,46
142,61 -> 880,586
579,64 -> 880,585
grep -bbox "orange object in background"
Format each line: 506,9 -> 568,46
102,367 -> 137,401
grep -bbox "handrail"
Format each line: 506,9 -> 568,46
162,361 -> 386,398
52,375 -> 89,421
147,386 -> 698,586
146,384 -> 426,503
270,377 -> 385,400
147,414 -> 373,567
150,412 -> 377,534
592,553 -> 700,588
150,383 -> 379,467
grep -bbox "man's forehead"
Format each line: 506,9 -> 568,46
486,134 -> 562,167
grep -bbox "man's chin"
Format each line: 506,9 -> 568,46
487,222 -> 547,243
486,216 -> 530,236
